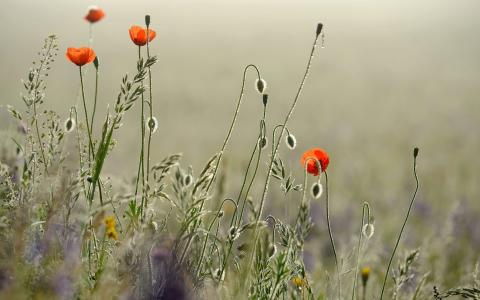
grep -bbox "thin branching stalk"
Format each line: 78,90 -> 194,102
248,24 -> 322,286
352,202 -> 371,300
379,148 -> 420,299
32,39 -> 55,174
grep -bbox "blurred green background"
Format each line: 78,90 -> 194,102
1,0 -> 480,281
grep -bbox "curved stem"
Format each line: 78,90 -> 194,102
379,152 -> 419,299
196,198 -> 237,277
352,202 -> 371,300
324,171 -> 341,300
178,64 -> 261,263
294,157 -> 320,229
247,28 -> 321,285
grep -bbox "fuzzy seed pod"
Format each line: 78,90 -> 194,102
362,223 -> 374,239
310,182 -> 323,199
183,174 -> 193,187
64,118 -> 76,132
146,117 -> 158,133
255,78 -> 267,94
286,134 -> 297,150
258,137 -> 268,150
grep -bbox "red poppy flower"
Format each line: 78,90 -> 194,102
301,148 -> 330,176
66,47 -> 96,67
85,6 -> 105,23
129,25 -> 156,46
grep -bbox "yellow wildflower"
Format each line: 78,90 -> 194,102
105,216 -> 118,240
361,267 -> 370,286
292,276 -> 305,288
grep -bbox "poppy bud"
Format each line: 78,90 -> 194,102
146,117 -> 158,133
93,57 -> 99,70
286,134 -> 296,150
183,174 -> 193,187
64,117 -> 76,133
316,23 -> 323,37
413,147 -> 419,158
145,15 -> 151,27
263,94 -> 268,106
362,223 -> 374,239
255,78 -> 267,94
258,137 -> 268,150
228,226 -> 239,241
268,244 -> 277,259
87,176 -> 93,183
310,182 -> 323,199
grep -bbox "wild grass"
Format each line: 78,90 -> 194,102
0,12 -> 479,300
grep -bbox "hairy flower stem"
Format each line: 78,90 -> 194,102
90,66 -> 99,133
144,25 -> 154,220
220,117 -> 266,275
178,64 -> 261,264
195,199 -> 237,277
379,149 -> 419,299
294,157 -> 320,228
135,46 -> 146,214
79,67 -> 95,162
352,202 -> 371,300
247,26 -> 321,286
325,172 -> 341,300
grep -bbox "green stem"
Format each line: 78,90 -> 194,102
32,39 -> 54,175
352,202 -> 370,300
379,151 -> 419,299
90,67 -> 99,134
195,198 -> 237,277
324,172 -> 341,300
178,64 -> 261,264
79,67 -> 95,162
134,46 -> 146,214
247,29 -> 321,285
145,25 -> 154,220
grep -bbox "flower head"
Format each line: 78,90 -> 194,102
105,216 -> 118,240
301,148 -> 330,176
129,25 -> 156,46
292,276 -> 306,288
84,5 -> 105,23
66,47 -> 96,67
361,267 -> 371,286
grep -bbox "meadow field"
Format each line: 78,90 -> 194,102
0,0 -> 480,299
